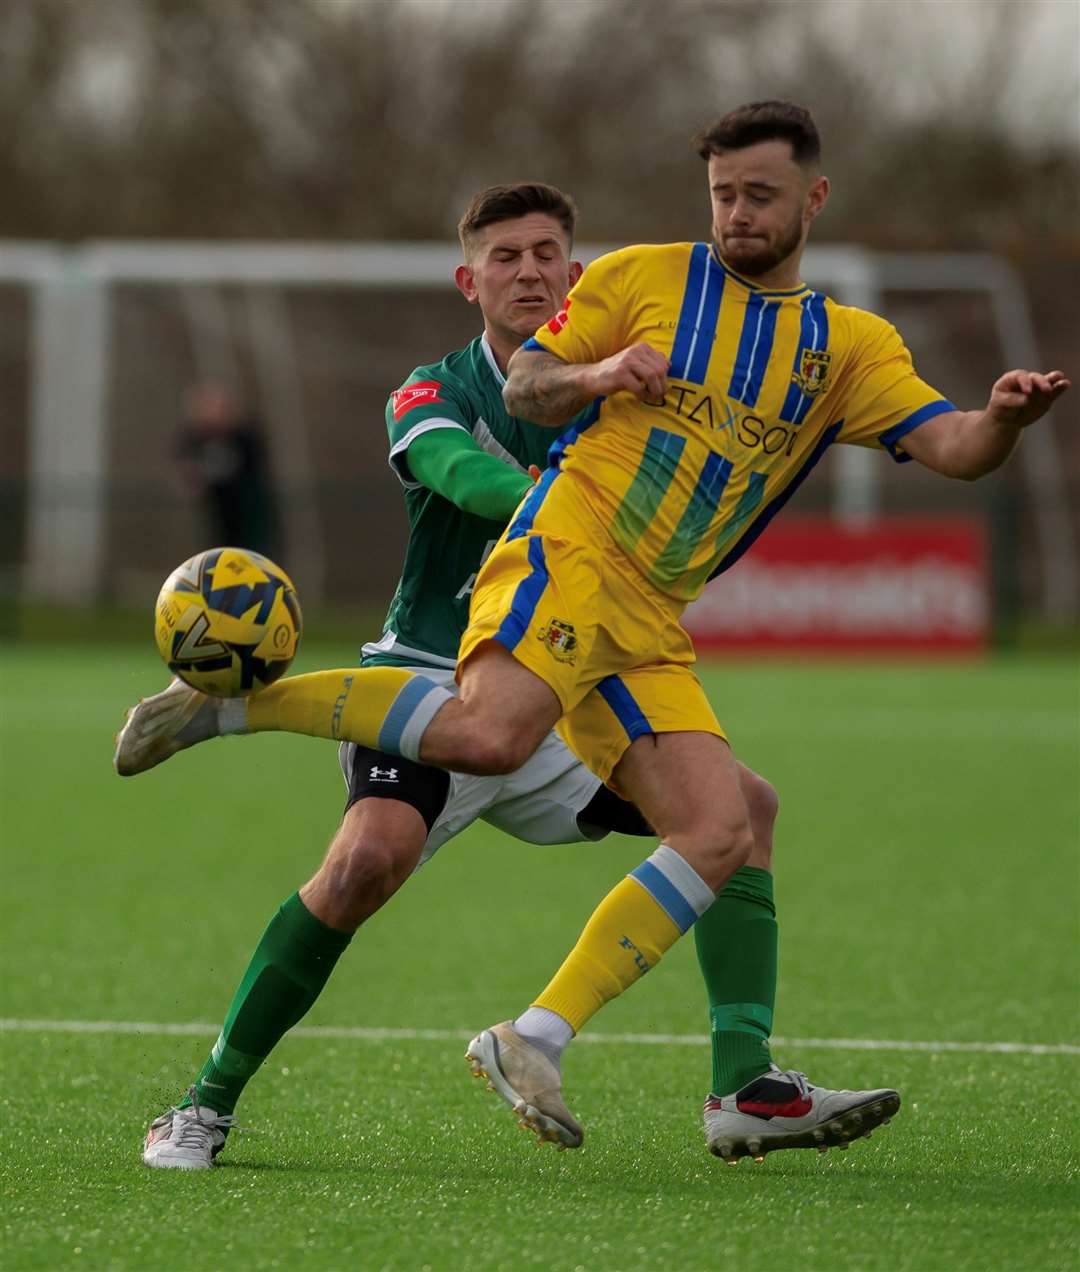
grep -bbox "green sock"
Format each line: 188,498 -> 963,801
694,865 -> 777,1096
181,892 -> 351,1115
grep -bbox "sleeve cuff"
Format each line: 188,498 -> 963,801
387,419 -> 470,488
880,399 -> 957,463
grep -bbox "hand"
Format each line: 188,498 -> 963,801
528,464 -> 542,482
988,369 -> 1070,429
585,343 -> 669,401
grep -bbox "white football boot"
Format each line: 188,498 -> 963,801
466,1021 -> 584,1149
704,1064 -> 900,1164
114,678 -> 220,776
143,1086 -> 240,1170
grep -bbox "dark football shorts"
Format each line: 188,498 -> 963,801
340,742 -> 451,833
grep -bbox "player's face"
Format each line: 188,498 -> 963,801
455,213 -> 582,344
708,141 -> 828,282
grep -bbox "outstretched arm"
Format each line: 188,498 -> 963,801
407,428 -> 533,521
503,344 -> 670,427
900,369 -> 1070,479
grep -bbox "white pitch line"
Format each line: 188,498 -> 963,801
1,1018 -> 1077,1057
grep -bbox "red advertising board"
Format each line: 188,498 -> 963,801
683,516 -> 990,653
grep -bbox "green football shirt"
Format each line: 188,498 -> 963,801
363,334 -> 559,671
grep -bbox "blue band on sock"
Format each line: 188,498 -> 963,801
630,860 -> 699,933
377,676 -> 449,760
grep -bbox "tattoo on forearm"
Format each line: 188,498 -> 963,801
505,351 -> 591,426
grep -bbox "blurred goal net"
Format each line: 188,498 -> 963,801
1,240 -> 1075,623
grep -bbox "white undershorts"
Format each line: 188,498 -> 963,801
339,664 -> 605,867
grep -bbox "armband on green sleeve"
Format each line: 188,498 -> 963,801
407,428 -> 534,521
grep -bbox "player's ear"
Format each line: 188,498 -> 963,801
454,263 -> 480,304
567,260 -> 584,288
805,175 -> 829,222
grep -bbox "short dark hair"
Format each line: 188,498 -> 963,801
694,101 -> 821,167
458,182 -> 578,258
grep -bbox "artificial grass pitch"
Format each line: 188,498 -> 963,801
3,1030 -> 1077,1271
1,644 -> 1077,1270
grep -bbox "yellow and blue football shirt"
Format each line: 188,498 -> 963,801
523,242 -> 955,603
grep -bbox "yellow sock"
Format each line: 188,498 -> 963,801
242,667 -> 452,759
532,875 -> 684,1033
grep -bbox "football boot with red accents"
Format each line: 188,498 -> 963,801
703,1064 -> 900,1164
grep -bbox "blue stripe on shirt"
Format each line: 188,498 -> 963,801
709,420 -> 844,579
507,465 -> 559,541
668,244 -> 710,380
728,294 -> 780,407
779,292 -> 829,424
684,255 -> 725,384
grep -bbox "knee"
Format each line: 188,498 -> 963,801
315,838 -> 394,919
735,765 -> 778,870
323,834 -> 403,899
679,816 -> 755,891
307,820 -> 419,930
742,770 -> 779,838
722,820 -> 756,874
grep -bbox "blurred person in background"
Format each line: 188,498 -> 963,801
176,381 -> 282,560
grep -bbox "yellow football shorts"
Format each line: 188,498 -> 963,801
458,507 -> 726,786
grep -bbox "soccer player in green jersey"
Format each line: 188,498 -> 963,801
135,182 -> 783,1169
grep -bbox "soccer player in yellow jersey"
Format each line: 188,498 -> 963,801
118,102 -> 1069,1164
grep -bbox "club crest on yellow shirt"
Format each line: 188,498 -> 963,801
538,617 -> 578,664
792,348 -> 832,397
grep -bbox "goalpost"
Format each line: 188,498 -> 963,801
7,240 -> 1077,621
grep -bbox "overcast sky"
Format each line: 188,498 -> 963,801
56,0 -> 1080,150
391,0 -> 1080,145
817,0 -> 1080,144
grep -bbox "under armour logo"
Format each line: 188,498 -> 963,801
370,766 -> 399,781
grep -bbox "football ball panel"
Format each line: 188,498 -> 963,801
153,546 -> 303,697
